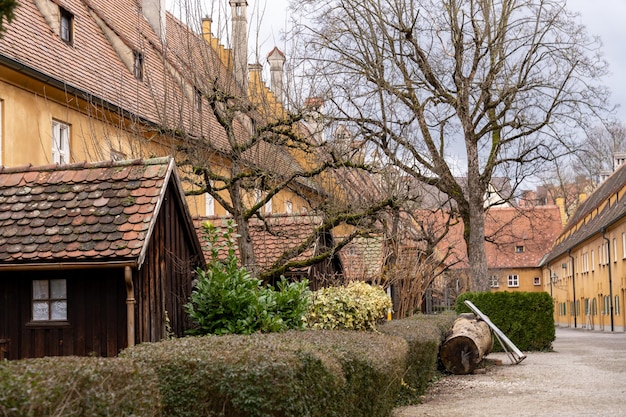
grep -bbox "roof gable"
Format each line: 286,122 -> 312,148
0,157 -> 200,268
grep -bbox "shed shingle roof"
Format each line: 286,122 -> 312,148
0,157 -> 179,266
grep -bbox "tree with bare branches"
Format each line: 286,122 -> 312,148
292,0 -> 611,290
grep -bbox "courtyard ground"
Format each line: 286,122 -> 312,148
394,327 -> 626,417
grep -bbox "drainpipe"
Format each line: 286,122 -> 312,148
569,250 -> 577,328
601,228 -> 615,332
125,266 -> 136,347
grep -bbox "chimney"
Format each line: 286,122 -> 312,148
304,97 -> 325,144
229,0 -> 248,93
267,47 -> 286,104
142,0 -> 166,43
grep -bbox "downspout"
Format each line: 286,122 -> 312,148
601,228 -> 615,332
568,250 -> 577,328
124,266 -> 136,347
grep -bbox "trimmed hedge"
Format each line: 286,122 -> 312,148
379,313 -> 456,405
121,330 -> 408,417
456,291 -> 555,351
0,356 -> 160,417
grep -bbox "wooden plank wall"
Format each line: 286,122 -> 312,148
0,269 -> 126,359
136,185 -> 200,343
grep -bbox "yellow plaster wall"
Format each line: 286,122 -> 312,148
490,267 -> 543,293
543,218 -> 626,332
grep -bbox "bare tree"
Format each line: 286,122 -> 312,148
291,0 -> 611,290
574,120 -> 626,182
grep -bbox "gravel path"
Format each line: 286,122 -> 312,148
394,327 -> 626,417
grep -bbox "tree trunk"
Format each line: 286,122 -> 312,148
440,313 -> 492,375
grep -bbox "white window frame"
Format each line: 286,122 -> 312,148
533,276 -> 541,286
614,238 -> 618,263
59,7 -> 73,44
622,233 -> 626,259
52,120 -> 70,164
285,200 -> 293,214
507,274 -> 519,288
489,275 -> 499,288
591,250 -> 595,271
32,279 -> 68,322
205,192 -> 215,216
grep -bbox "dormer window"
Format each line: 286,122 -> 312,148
133,51 -> 144,80
195,88 -> 202,112
60,7 -> 73,44
515,245 -> 524,253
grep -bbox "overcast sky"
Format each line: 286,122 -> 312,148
248,0 -> 626,122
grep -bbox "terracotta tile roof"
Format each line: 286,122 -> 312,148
194,214 -> 323,272
0,157 -> 181,266
338,236 -> 385,281
440,206 -> 563,269
0,0 -> 315,191
544,162 -> 626,264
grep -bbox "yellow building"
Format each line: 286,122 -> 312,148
541,163 -> 626,332
440,206 -> 563,294
0,0 -> 318,219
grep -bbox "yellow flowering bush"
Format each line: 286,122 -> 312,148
305,281 -> 392,331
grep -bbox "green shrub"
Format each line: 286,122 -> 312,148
305,281 -> 392,330
186,220 -> 310,335
121,330 -> 408,417
379,313 -> 456,405
456,291 -> 555,351
0,356 -> 160,417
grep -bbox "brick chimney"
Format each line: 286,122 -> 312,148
142,0 -> 166,43
229,0 -> 248,93
267,47 -> 286,104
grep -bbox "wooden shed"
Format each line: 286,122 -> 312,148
0,157 -> 204,359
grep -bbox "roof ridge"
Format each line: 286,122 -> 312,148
0,157 -> 172,175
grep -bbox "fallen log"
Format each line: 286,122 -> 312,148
439,313 -> 492,375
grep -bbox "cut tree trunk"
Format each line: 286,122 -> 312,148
440,313 -> 493,375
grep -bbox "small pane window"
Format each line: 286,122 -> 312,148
489,275 -> 499,288
32,279 -> 67,321
507,274 -> 519,287
52,120 -> 70,164
60,7 -> 73,44
533,276 -> 540,286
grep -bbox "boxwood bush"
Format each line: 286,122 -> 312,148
121,330 -> 408,417
0,356 -> 160,417
305,281 -> 392,331
378,313 -> 456,405
456,291 -> 555,351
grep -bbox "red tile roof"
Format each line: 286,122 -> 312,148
0,157 -> 187,267
440,206 -> 563,269
194,214 -> 322,272
338,236 -> 385,281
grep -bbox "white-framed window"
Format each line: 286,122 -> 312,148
507,274 -> 519,288
59,7 -> 74,44
622,233 -> 626,259
615,296 -> 621,316
285,200 -> 293,214
32,279 -> 67,321
52,120 -> 70,164
591,250 -> 595,271
489,275 -> 499,288
614,238 -> 618,263
205,192 -> 215,216
533,276 -> 540,286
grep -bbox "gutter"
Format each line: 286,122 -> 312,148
0,260 -> 136,271
601,228 -> 615,332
